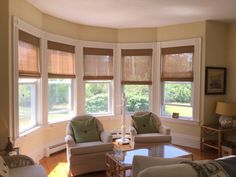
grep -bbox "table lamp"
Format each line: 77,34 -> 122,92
216,102 -> 236,128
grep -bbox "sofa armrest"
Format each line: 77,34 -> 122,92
3,155 -> 34,169
101,131 -> 113,143
159,125 -> 171,135
65,134 -> 76,146
129,126 -> 137,137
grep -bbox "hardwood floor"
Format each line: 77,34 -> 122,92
39,145 -> 218,177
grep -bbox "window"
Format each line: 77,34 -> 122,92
161,46 -> 194,119
47,41 -> 75,122
85,81 -> 111,114
121,49 -> 152,112
18,30 -> 40,133
48,79 -> 73,121
83,47 -> 113,114
18,79 -> 37,132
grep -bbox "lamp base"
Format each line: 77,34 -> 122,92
115,138 -> 130,145
219,116 -> 233,129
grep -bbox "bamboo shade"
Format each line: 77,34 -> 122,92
83,48 -> 113,80
121,49 -> 152,85
48,41 -> 75,78
18,32 -> 40,77
161,46 -> 194,81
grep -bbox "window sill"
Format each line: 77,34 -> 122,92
160,116 -> 200,126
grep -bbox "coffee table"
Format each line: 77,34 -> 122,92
106,144 -> 193,177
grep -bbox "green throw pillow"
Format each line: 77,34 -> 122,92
132,113 -> 157,134
71,118 -> 100,143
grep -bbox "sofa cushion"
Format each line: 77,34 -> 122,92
71,118 -> 100,143
134,133 -> 171,143
0,156 -> 9,177
132,156 -> 189,177
138,164 -> 198,177
70,141 -> 113,155
9,165 -> 46,177
132,113 -> 157,134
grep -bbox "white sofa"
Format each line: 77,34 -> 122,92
132,155 -> 236,177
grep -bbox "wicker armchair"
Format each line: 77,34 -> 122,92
3,155 -> 34,168
2,155 -> 46,177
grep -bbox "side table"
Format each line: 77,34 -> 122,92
200,125 -> 236,157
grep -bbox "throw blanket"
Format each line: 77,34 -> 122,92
182,156 -> 236,177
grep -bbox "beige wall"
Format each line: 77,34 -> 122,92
0,0 -> 10,151
227,23 -> 236,102
204,21 -> 228,125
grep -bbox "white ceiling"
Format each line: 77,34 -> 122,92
27,0 -> 236,28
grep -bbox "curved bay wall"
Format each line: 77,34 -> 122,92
6,0 -> 229,160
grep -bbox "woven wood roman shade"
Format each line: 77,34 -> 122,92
161,46 -> 194,82
121,49 -> 152,85
18,30 -> 40,77
48,41 -> 75,78
83,47 -> 113,80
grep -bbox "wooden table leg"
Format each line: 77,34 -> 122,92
218,131 -> 222,157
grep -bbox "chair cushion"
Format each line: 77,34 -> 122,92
0,156 -> 9,177
134,133 -> 171,143
9,165 -> 46,177
71,117 -> 100,143
132,112 -> 157,134
70,141 -> 114,155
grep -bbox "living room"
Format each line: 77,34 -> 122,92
1,0 -> 236,177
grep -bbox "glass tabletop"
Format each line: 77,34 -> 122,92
110,144 -> 192,167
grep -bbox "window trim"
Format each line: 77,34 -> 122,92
84,80 -> 113,116
158,38 -> 201,122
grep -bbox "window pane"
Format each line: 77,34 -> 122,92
163,82 -> 192,118
85,82 -> 110,114
124,85 -> 149,112
48,79 -> 73,122
19,79 -> 37,132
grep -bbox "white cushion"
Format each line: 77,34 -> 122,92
138,164 -> 198,177
9,165 -> 46,177
70,141 -> 113,155
134,133 -> 171,143
132,156 -> 188,177
0,156 -> 9,177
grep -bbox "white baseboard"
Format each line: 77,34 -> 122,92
171,133 -> 200,149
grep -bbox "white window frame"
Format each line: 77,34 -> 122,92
47,78 -> 75,123
80,41 -> 116,116
157,38 -> 201,122
45,33 -> 78,123
84,80 -> 113,115
122,84 -> 152,114
18,78 -> 39,133
13,17 -> 43,138
118,43 -> 155,114
161,81 -> 193,119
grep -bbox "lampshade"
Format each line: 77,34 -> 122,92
216,102 -> 236,116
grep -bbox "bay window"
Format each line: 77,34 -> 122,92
47,41 -> 75,122
83,47 -> 113,115
18,30 -> 40,133
161,46 -> 194,119
121,49 -> 152,112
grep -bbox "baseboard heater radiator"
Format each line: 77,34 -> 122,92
46,142 -> 66,157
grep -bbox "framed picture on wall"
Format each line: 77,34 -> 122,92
205,67 -> 227,95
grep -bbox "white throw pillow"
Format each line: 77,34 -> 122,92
0,156 -> 9,177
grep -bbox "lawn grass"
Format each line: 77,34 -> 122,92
164,105 -> 192,117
